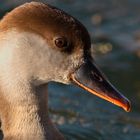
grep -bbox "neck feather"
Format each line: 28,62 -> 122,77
0,83 -> 64,140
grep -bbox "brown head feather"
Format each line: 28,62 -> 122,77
0,2 -> 90,50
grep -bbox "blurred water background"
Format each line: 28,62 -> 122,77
0,0 -> 140,140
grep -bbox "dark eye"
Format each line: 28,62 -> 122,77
54,37 -> 67,48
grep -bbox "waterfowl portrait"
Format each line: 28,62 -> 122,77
0,2 -> 131,140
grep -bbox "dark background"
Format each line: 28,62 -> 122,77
0,0 -> 140,140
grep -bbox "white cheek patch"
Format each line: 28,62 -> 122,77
0,30 -> 51,99
0,30 -> 45,75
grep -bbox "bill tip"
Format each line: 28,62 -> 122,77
124,100 -> 131,112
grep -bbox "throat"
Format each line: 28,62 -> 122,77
0,84 -> 64,140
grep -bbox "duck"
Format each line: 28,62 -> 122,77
0,2 -> 131,140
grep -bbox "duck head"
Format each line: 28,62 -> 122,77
0,2 -> 130,111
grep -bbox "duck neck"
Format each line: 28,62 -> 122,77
0,83 -> 64,140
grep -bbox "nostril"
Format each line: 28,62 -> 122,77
91,71 -> 103,82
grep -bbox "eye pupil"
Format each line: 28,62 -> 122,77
55,37 -> 67,48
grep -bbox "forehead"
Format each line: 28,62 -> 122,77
0,2 -> 91,49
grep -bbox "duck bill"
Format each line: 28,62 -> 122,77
70,60 -> 131,112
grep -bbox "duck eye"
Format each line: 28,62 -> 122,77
54,37 -> 67,48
